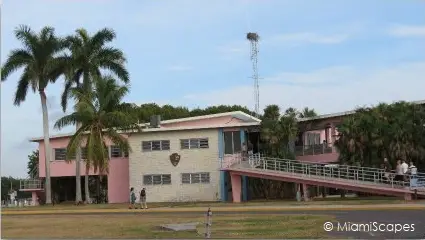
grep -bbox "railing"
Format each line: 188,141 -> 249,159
20,179 -> 44,190
223,153 -> 425,191
294,144 -> 335,156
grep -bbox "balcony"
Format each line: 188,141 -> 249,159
20,179 -> 44,191
295,144 -> 335,156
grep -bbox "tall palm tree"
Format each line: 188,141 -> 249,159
54,76 -> 138,187
61,28 -> 129,203
1,25 -> 66,204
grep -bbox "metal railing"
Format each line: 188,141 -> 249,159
222,153 -> 425,191
294,144 -> 335,156
20,179 -> 44,190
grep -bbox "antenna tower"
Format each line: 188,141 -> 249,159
246,32 -> 260,117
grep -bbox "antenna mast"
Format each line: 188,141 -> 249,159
246,32 -> 260,117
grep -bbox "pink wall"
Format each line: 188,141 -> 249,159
162,116 -> 243,128
37,136 -> 129,204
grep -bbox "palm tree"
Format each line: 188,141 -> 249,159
1,25 -> 67,204
54,76 -> 138,191
61,28 -> 129,203
298,107 -> 318,118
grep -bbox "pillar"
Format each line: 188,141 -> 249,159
230,173 -> 242,203
218,128 -> 227,202
303,184 -> 309,201
240,129 -> 248,201
31,191 -> 39,206
296,183 -> 301,202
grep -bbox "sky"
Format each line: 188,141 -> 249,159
1,0 -> 425,177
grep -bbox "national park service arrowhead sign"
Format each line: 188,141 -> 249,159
169,153 -> 181,167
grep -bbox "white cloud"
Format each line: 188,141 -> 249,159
167,65 -> 193,72
388,24 -> 425,37
184,61 -> 425,115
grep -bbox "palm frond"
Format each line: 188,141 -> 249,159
1,49 -> 33,81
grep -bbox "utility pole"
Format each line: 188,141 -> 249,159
204,208 -> 212,238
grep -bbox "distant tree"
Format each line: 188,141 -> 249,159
27,150 -> 39,179
298,107 -> 318,118
335,101 -> 425,169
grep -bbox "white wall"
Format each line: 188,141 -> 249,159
128,129 -> 221,202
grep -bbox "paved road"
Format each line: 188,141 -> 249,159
5,209 -> 424,239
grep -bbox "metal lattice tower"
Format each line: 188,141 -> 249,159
247,32 -> 260,117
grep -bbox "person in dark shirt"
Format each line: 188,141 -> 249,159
140,188 -> 148,209
383,158 -> 392,183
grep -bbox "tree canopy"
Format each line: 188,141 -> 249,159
335,101 -> 425,170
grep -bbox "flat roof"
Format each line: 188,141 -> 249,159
298,99 -> 425,122
29,111 -> 261,142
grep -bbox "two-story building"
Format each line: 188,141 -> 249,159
22,111 -> 261,204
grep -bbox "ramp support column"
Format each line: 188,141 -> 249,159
230,173 -> 242,203
303,184 -> 310,201
404,193 -> 412,201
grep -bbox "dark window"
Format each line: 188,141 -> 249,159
224,131 -> 242,154
54,148 -> 66,160
143,174 -> 171,185
142,140 -> 170,151
180,138 -> 209,149
111,145 -> 122,158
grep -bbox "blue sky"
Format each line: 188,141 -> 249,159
1,0 -> 425,177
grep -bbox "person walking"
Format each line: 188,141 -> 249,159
140,188 -> 148,209
129,187 -> 137,209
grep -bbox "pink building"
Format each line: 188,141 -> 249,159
20,111 -> 261,204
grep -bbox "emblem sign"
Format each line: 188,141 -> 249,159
169,153 -> 181,167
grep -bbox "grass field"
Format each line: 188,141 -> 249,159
2,197 -> 410,212
1,213 -> 335,239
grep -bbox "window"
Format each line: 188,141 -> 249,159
305,133 -> 320,146
54,148 -> 67,160
224,131 -> 241,154
142,140 -> 170,151
143,174 -> 171,185
180,138 -> 209,149
181,172 -> 210,184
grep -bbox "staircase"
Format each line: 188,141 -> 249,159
221,153 -> 425,194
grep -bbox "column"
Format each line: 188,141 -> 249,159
330,123 -> 336,145
240,129 -> 248,201
218,128 -> 227,202
303,184 -> 309,201
31,191 -> 39,206
296,183 -> 301,202
230,173 -> 242,203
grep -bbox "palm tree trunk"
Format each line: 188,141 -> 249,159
85,169 -> 90,204
75,123 -> 83,204
40,91 -> 52,205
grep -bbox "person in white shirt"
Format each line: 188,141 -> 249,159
401,160 -> 409,181
401,160 -> 409,174
408,162 -> 418,187
408,162 -> 417,175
